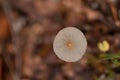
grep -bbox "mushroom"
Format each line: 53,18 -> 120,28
53,27 -> 87,62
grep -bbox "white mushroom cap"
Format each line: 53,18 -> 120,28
53,27 -> 87,62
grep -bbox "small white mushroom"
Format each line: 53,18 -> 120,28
53,27 -> 87,62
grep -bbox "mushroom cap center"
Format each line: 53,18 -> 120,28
66,41 -> 73,49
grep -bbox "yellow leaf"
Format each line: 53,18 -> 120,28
98,40 -> 110,52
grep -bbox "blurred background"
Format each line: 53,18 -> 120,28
0,0 -> 120,80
